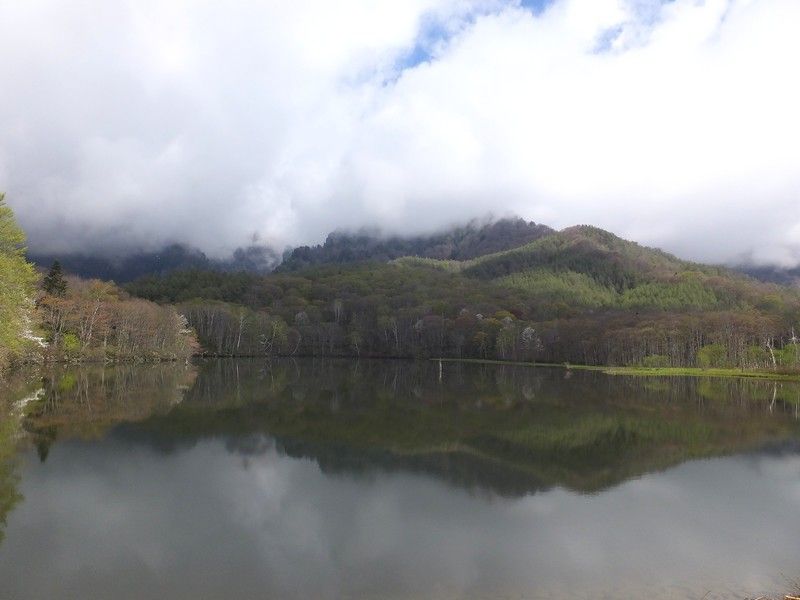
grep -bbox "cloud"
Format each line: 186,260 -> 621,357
4,434 -> 800,598
0,0 -> 799,265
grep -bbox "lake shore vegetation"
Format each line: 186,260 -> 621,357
127,227 -> 800,374
0,194 -> 198,375
4,199 -> 800,379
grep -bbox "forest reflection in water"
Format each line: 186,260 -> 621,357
1,359 -> 799,599
4,358 -> 800,496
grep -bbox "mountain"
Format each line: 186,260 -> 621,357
277,217 -> 554,271
397,224 -> 769,312
28,217 -> 552,281
126,224 -> 800,369
29,243 -> 280,283
736,264 -> 800,287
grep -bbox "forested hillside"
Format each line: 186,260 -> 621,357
277,218 -> 553,271
28,218 -> 550,282
30,243 -> 279,283
127,225 -> 800,369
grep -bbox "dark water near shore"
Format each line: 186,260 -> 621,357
1,359 -> 799,599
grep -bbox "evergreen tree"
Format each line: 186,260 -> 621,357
43,260 -> 67,297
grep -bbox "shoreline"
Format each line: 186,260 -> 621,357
7,353 -> 800,385
432,357 -> 800,383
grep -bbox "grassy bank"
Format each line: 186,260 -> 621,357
433,357 -> 800,382
602,366 -> 800,382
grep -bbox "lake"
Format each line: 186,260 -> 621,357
1,359 -> 799,599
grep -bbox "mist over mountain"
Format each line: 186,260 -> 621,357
278,217 -> 553,272
30,243 -> 280,283
3,1 -> 800,268
737,264 -> 800,287
34,210 -> 800,292
28,217 -> 552,281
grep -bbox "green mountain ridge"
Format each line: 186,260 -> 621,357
124,224 -> 800,369
395,225 -> 777,313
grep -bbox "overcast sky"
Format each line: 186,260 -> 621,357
1,0 -> 799,265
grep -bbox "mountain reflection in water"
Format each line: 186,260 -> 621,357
1,359 -> 799,599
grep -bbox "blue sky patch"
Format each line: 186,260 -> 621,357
520,0 -> 554,14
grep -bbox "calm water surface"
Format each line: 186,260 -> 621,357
1,359 -> 799,599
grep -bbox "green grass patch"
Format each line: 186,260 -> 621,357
433,357 -> 800,382
602,366 -> 800,382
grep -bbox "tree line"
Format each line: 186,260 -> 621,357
128,256 -> 800,370
5,191 -> 799,372
36,262 -> 198,363
0,193 -> 199,375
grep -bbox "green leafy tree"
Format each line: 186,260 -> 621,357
0,193 -> 37,370
697,344 -> 727,369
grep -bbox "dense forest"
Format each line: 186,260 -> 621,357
36,268 -> 198,363
127,225 -> 800,369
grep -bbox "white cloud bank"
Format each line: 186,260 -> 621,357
0,0 -> 798,265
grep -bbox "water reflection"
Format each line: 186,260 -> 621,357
10,359 -> 800,497
26,362 -> 197,436
0,414 -> 22,547
0,359 -> 799,599
118,359 -> 800,495
0,374 -> 44,546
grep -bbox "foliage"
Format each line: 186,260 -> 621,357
462,225 -> 670,290
618,279 -> 719,310
697,344 -> 728,369
0,194 -> 37,372
123,225 -> 800,369
776,344 -> 800,367
37,276 -> 198,362
61,333 -> 80,353
642,354 -> 670,368
42,261 -> 67,297
496,268 -> 617,310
